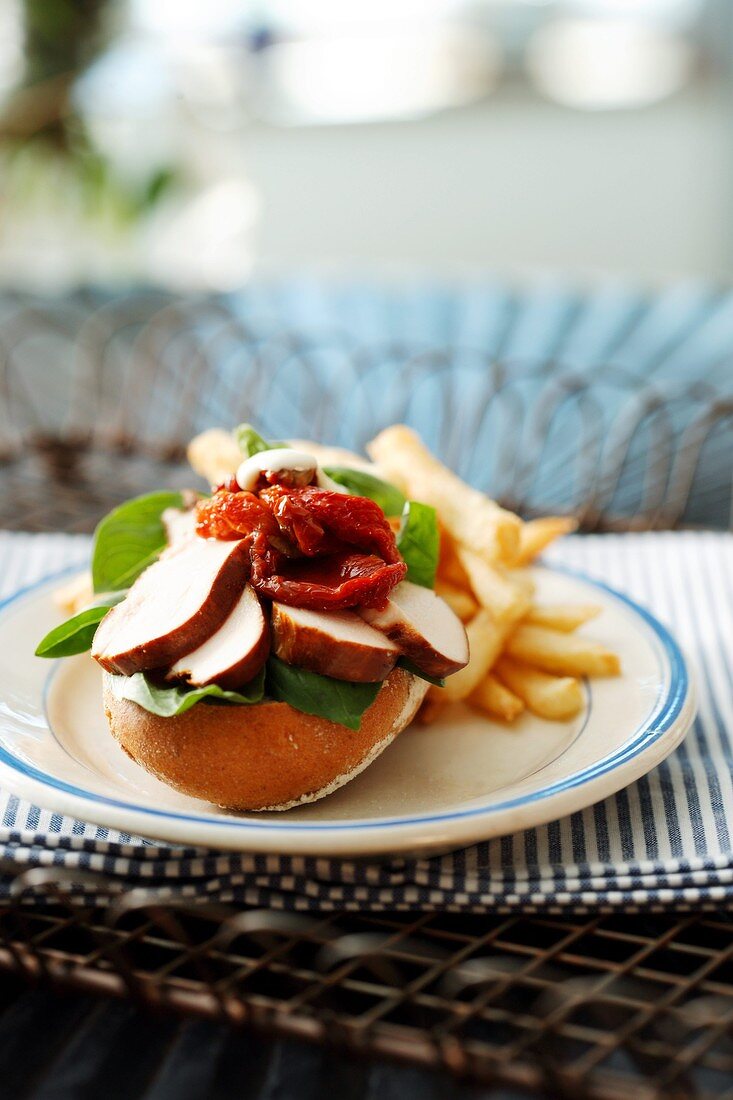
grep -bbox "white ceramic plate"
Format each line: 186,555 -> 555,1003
0,565 -> 695,858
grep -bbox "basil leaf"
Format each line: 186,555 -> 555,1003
266,656 -> 381,731
322,466 -> 406,516
397,656 -> 445,689
107,668 -> 265,717
35,591 -> 127,658
92,491 -> 184,593
397,501 -> 439,589
234,424 -> 287,458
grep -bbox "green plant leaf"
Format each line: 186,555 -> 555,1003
266,657 -> 381,731
322,466 -> 406,516
35,592 -> 127,658
107,668 -> 265,718
397,657 -> 445,689
396,501 -> 439,589
91,491 -> 184,593
234,424 -> 287,458
142,166 -> 177,209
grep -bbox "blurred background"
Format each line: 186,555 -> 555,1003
1,0 -> 732,287
0,0 -> 730,534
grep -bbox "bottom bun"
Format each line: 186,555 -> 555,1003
103,668 -> 428,811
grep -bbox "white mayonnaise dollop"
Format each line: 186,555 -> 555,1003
235,448 -> 348,493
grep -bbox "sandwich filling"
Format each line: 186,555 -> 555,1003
37,425 -> 470,730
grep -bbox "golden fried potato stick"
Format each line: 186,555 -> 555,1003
429,608 -> 510,704
54,571 -> 94,616
367,426 -> 521,564
288,439 -> 373,473
506,624 -> 621,678
525,603 -> 601,633
416,697 -> 448,725
495,657 -> 584,720
435,580 -> 478,622
187,429 -> 242,487
512,569 -> 536,599
438,539 -> 473,590
456,547 -> 532,626
516,516 -> 578,565
470,674 -> 525,722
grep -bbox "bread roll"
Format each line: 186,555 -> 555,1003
104,668 -> 427,811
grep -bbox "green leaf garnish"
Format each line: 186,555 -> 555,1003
396,501 -> 439,589
322,466 -> 406,516
234,424 -> 288,459
266,656 -> 381,731
92,491 -> 184,593
107,668 -> 265,717
108,660 -> 381,726
35,592 -> 127,658
397,656 -> 445,688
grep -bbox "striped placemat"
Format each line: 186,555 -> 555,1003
0,530 -> 730,913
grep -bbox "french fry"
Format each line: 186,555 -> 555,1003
429,609 -> 509,703
187,429 -> 241,486
367,426 -> 521,564
470,674 -> 525,722
506,624 -> 621,678
495,657 -> 584,720
512,569 -> 536,599
417,697 -> 448,725
516,516 -> 578,565
438,537 -> 473,589
456,547 -> 531,626
54,571 -> 94,616
289,439 -> 374,473
435,580 -> 478,622
438,555 -> 473,590
525,603 -> 601,633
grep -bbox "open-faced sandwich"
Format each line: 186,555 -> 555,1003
38,424 -> 620,812
38,425 -> 470,810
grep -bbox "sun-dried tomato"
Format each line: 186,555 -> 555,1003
195,491 -> 279,542
212,475 -> 241,494
195,484 -> 406,609
251,549 -> 406,610
258,485 -> 330,556
278,486 -> 402,564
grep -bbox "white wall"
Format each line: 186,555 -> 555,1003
239,80 -> 732,280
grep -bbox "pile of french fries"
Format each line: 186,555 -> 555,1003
367,426 -> 620,724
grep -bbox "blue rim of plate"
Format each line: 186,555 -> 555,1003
0,563 -> 689,833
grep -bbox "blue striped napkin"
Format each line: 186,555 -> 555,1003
0,530 -> 730,913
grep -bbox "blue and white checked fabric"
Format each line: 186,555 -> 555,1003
0,530 -> 731,913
